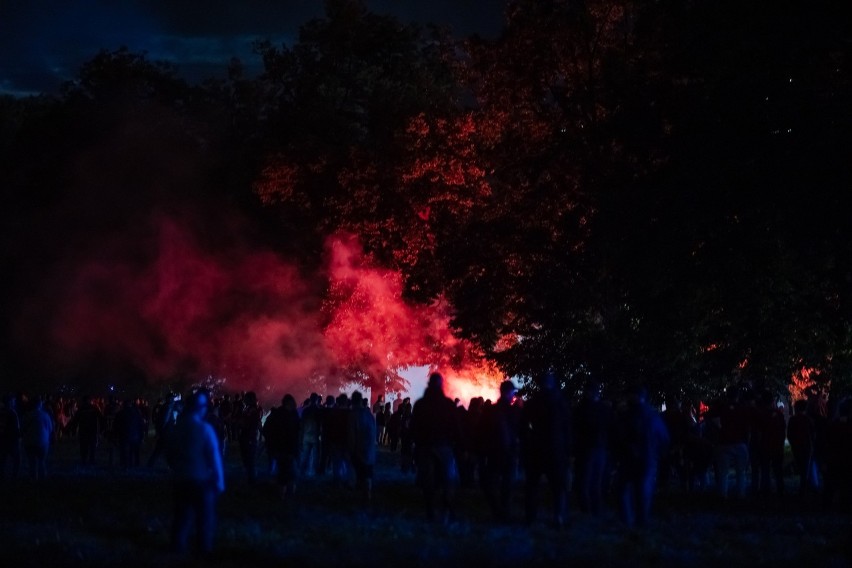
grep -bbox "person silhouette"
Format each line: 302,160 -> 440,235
165,390 -> 225,555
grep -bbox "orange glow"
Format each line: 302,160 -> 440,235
440,361 -> 504,406
790,366 -> 823,402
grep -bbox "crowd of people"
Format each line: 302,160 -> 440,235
2,374 -> 852,555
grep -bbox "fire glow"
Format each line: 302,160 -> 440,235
32,217 -> 502,402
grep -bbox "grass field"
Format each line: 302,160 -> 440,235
1,436 -> 850,567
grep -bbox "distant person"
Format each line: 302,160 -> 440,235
612,386 -> 669,528
479,380 -> 521,521
263,394 -> 301,500
299,393 -> 322,477
411,372 -> 461,522
821,397 -> 852,510
573,380 -> 612,515
165,390 -> 225,556
660,395 -> 692,492
318,395 -> 337,476
115,399 -> 147,468
326,394 -> 352,487
0,394 -> 22,479
215,394 -> 232,449
398,398 -> 414,474
753,390 -> 786,496
787,399 -> 818,495
21,397 -> 54,480
459,396 -> 485,489
103,396 -> 122,467
708,388 -> 751,500
147,395 -> 181,468
521,371 -> 572,528
238,391 -> 262,484
67,395 -> 104,467
347,391 -> 377,504
204,402 -> 227,459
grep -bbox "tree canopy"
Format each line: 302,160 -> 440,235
1,0 -> 850,399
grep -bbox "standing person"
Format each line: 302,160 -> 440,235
204,402 -> 227,459
67,395 -> 104,467
479,380 -> 522,521
398,398 -> 415,474
165,390 -> 225,556
21,397 -> 54,480
0,394 -> 22,480
709,388 -> 751,500
411,372 -> 461,522
299,393 -> 322,477
263,394 -> 301,501
754,390 -> 786,496
573,380 -> 612,515
347,391 -> 377,504
238,392 -> 262,484
612,386 -> 670,528
317,395 -> 337,477
787,399 -> 818,495
521,371 -> 573,528
103,396 -> 121,467
147,395 -> 180,468
660,396 -> 692,491
326,394 -> 352,487
217,394 -> 233,451
374,400 -> 386,445
115,399 -> 146,468
386,404 -> 403,452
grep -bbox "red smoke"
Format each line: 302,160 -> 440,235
37,217 -> 501,403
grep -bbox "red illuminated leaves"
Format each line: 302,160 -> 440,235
401,113 -> 492,214
254,157 -> 301,206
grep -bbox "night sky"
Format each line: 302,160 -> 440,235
0,0 -> 505,97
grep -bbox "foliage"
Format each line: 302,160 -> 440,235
1,1 -> 851,399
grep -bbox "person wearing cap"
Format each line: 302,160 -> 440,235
165,389 -> 225,555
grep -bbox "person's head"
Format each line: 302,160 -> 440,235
351,391 -> 363,407
499,380 -> 517,401
336,393 -> 349,408
243,391 -> 257,406
793,399 -> 808,415
282,394 -> 296,411
428,372 -> 444,391
185,390 -> 210,416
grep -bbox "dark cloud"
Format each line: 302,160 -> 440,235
1,0 -> 504,96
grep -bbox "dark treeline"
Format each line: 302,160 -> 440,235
1,0 -> 851,400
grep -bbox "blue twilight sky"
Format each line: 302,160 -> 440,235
0,0 -> 505,97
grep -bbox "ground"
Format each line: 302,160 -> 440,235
0,437 -> 850,567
